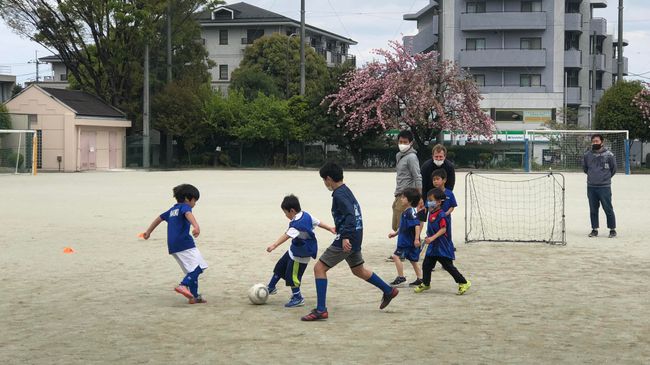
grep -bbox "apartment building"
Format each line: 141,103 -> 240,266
35,54 -> 69,89
404,0 -> 629,131
0,74 -> 16,103
197,2 -> 357,93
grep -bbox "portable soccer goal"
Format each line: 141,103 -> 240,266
524,130 -> 630,174
0,129 -> 38,175
465,171 -> 566,245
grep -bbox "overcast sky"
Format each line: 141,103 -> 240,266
1,0 -> 649,84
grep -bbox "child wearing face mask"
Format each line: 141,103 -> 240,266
415,188 -> 470,295
431,168 -> 458,241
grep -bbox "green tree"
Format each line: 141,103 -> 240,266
229,68 -> 281,100
595,81 -> 650,142
0,103 -> 11,129
10,84 -> 23,98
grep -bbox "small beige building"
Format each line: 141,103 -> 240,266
5,85 -> 131,172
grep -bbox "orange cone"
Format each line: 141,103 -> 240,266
137,232 -> 145,239
63,247 -> 75,254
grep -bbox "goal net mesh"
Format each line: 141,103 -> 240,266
0,130 -> 36,174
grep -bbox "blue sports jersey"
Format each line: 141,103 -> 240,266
397,207 -> 421,249
288,211 -> 318,259
425,209 -> 455,260
160,203 -> 195,254
442,188 -> 457,241
331,184 -> 363,252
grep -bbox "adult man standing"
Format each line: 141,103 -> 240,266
420,144 -> 456,196
583,134 -> 617,238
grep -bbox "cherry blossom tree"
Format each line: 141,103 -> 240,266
325,40 -> 495,150
632,81 -> 650,122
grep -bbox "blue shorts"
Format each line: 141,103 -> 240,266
393,246 -> 421,262
273,251 -> 308,287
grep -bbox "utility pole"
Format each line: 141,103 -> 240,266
28,51 -> 46,83
143,43 -> 150,169
165,0 -> 173,167
299,0 -> 305,96
617,0 -> 624,83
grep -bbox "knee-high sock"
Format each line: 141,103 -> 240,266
291,286 -> 301,298
366,273 -> 392,294
315,278 -> 327,312
268,274 -> 281,289
181,266 -> 203,297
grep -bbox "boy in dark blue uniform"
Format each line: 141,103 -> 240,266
301,162 -> 398,321
388,188 -> 423,287
415,188 -> 470,295
143,184 -> 208,304
266,195 -> 336,308
431,169 -> 457,241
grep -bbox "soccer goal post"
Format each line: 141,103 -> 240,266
523,130 -> 630,174
465,171 -> 566,245
0,129 -> 38,175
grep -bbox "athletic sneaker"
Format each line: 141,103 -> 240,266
174,285 -> 193,299
380,288 -> 399,309
457,280 -> 472,295
285,296 -> 305,308
389,276 -> 407,287
409,278 -> 423,286
588,229 -> 598,237
189,295 -> 207,304
414,283 -> 431,293
609,230 -> 617,238
268,286 -> 278,295
301,308 -> 328,321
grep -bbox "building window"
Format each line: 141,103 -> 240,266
566,70 -> 579,87
565,2 -> 580,13
219,30 -> 228,45
466,38 -> 486,50
565,32 -> 580,50
520,37 -> 542,50
219,65 -> 228,80
466,2 -> 486,13
60,73 -> 68,81
521,1 -> 542,12
520,74 -> 541,87
495,110 -> 524,122
473,74 -> 486,86
596,72 -> 603,89
246,29 -> 264,44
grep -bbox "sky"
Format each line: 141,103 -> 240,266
1,0 -> 649,85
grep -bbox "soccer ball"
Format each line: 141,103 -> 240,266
248,283 -> 269,305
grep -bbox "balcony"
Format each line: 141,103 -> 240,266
479,85 -> 547,93
565,13 -> 582,32
460,11 -> 547,31
407,16 -> 438,54
591,0 -> 607,9
566,86 -> 582,104
612,56 -> 629,76
459,48 -> 547,68
594,89 -> 605,103
593,53 -> 606,70
565,49 -> 582,68
590,18 -> 607,35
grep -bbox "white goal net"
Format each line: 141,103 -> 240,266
0,129 -> 38,175
524,130 -> 629,174
465,172 -> 566,245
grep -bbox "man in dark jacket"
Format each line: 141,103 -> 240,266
583,134 -> 617,238
420,144 -> 456,198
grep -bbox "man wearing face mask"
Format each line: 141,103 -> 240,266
420,144 -> 456,202
583,134 -> 617,238
392,130 -> 422,233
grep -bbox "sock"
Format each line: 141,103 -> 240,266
181,266 -> 203,298
268,274 -> 281,289
367,273 -> 392,294
315,278 -> 327,312
291,287 -> 301,298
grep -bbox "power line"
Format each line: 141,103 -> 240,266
326,0 -> 350,37
393,0 -> 420,39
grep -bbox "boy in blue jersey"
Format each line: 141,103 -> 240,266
143,184 -> 208,304
387,187 -> 423,287
266,194 -> 336,308
431,169 -> 457,241
415,188 -> 470,295
301,162 -> 398,321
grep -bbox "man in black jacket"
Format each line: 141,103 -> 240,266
420,144 -> 456,197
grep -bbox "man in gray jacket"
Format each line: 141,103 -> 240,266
583,134 -> 617,238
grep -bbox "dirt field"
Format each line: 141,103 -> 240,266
1,169 -> 649,365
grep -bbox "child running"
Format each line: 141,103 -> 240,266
301,162 -> 399,321
266,194 -> 336,308
387,187 -> 423,287
143,184 -> 208,304
415,188 -> 471,295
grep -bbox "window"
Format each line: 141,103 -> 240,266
596,72 -> 603,89
565,2 -> 580,13
219,30 -> 228,45
466,2 -> 486,13
566,70 -> 579,87
473,74 -> 486,86
520,74 -> 541,87
520,37 -> 542,50
466,38 -> 486,50
60,73 -> 68,81
246,29 -> 264,44
521,1 -> 542,12
565,32 -> 580,50
219,65 -> 228,80
495,110 -> 524,122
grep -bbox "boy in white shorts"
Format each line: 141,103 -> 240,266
143,184 -> 208,304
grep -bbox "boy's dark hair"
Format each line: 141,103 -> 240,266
591,133 -> 604,142
431,168 -> 447,181
397,129 -> 414,142
281,194 -> 301,212
402,188 -> 421,207
173,184 -> 200,203
319,162 -> 344,182
427,188 -> 447,202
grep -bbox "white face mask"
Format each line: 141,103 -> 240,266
433,159 -> 444,167
398,144 -> 411,153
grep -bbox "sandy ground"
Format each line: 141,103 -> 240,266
0,169 -> 649,365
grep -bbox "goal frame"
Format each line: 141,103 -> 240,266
464,171 -> 566,245
523,129 -> 630,175
0,129 -> 38,175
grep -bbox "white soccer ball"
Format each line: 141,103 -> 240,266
248,283 -> 269,305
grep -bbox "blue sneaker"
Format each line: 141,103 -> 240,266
284,296 -> 305,308
268,286 -> 277,295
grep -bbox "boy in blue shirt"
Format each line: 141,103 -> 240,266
301,162 -> 398,321
415,188 -> 470,295
143,184 -> 208,304
266,194 -> 336,308
431,169 -> 457,241
387,187 -> 423,287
